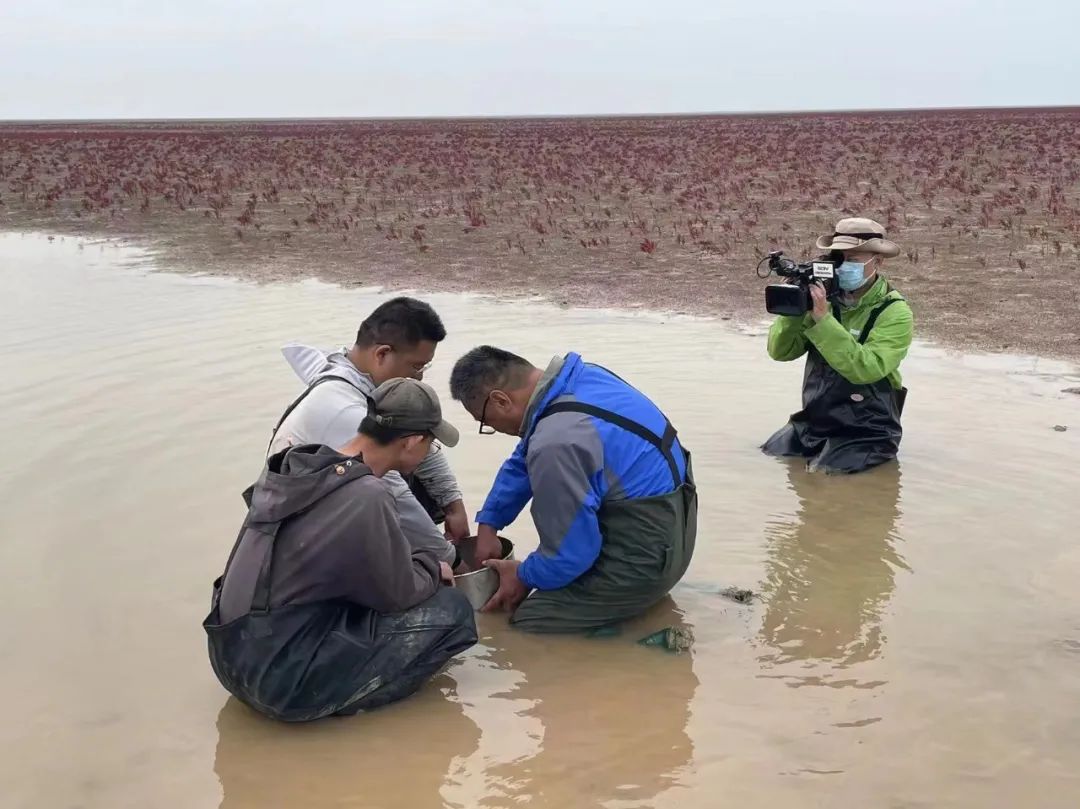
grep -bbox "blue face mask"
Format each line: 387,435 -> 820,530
837,260 -> 872,291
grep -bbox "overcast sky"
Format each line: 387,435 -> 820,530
4,0 -> 1078,119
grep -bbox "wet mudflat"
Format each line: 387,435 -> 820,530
1,232 -> 1078,808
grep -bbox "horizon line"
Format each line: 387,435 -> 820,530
2,103 -> 1079,126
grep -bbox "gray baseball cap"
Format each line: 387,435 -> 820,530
369,378 -> 460,447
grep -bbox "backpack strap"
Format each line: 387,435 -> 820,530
248,519 -> 287,615
539,401 -> 681,489
266,375 -> 364,452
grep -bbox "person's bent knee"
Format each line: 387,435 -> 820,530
510,589 -> 658,634
429,586 -> 477,631
509,592 -> 586,633
510,604 -> 601,634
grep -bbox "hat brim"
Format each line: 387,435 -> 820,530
431,419 -> 460,448
815,235 -> 900,258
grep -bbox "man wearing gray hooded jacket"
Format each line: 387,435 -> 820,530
265,297 -> 467,566
206,378 -> 477,721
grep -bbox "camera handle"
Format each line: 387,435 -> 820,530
757,250 -> 795,279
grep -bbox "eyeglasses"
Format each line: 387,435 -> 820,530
478,392 -> 496,435
382,344 -> 433,375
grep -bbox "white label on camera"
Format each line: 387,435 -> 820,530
812,262 -> 835,279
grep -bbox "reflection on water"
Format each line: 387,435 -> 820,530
214,680 -> 478,809
759,462 -> 907,679
3,233 -> 1080,809
461,601 -> 696,808
214,601 -> 695,809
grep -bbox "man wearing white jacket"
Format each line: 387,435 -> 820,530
265,297 -> 468,565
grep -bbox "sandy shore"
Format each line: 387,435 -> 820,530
3,112 -> 1079,361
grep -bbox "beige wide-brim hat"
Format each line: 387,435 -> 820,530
815,217 -> 900,258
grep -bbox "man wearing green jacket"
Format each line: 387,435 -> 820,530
762,217 -> 914,473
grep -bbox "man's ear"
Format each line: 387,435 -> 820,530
490,390 -> 512,410
404,434 -> 428,452
373,344 -> 392,363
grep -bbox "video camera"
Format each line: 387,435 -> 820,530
756,250 -> 844,316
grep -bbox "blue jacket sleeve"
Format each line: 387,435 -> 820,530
475,439 -> 533,530
517,415 -> 607,590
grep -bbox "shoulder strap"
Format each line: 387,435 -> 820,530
857,296 -> 904,345
267,375 -> 365,452
213,518 -> 253,608
539,401 -> 681,488
248,519 -> 286,615
587,361 -> 629,385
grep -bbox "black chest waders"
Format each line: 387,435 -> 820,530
204,463 -> 476,722
762,297 -> 908,474
510,403 -> 698,634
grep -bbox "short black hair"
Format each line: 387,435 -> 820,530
450,346 -> 535,404
355,297 -> 446,348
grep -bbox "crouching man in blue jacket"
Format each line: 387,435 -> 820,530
449,347 -> 698,633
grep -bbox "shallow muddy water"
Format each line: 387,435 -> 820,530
1,232 -> 1079,809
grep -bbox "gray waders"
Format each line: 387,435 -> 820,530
511,403 -> 698,634
204,464 -> 476,722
